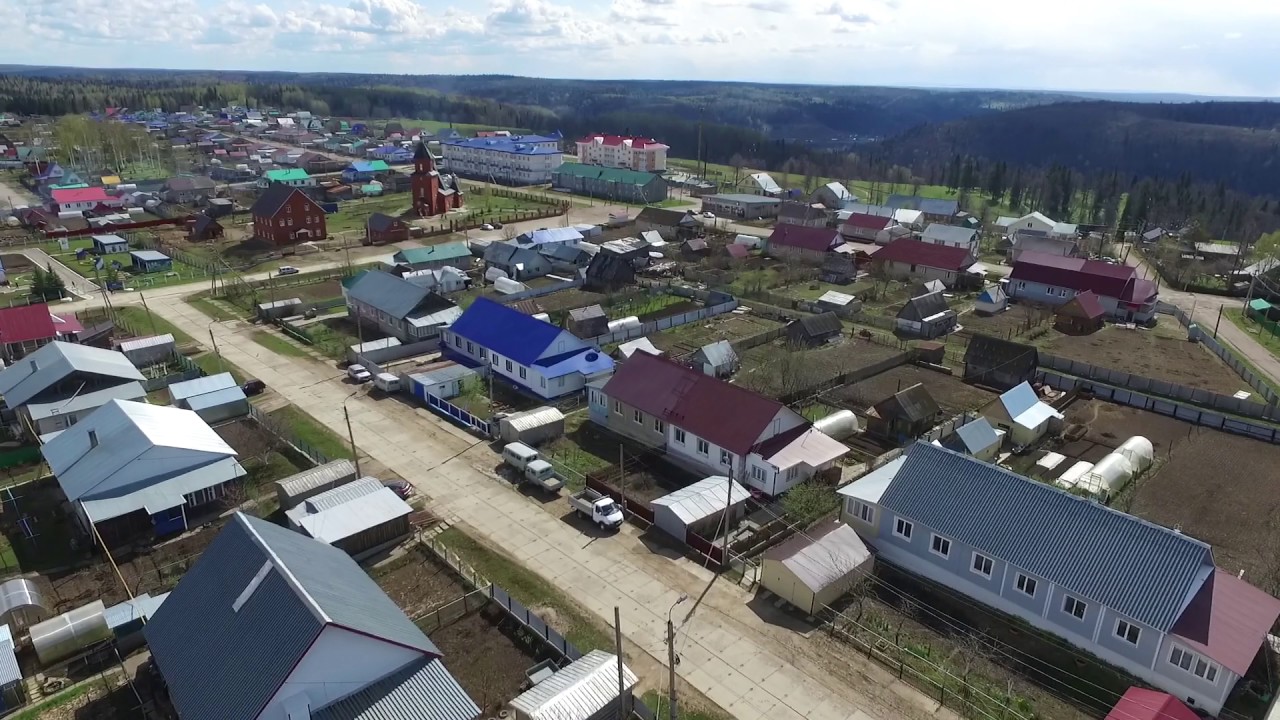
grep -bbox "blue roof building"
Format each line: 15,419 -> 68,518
442,297 -> 613,399
440,135 -> 564,185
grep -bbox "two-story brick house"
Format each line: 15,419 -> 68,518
838,442 -> 1280,715
589,352 -> 848,495
250,184 -> 327,246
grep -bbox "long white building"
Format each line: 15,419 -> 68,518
575,134 -> 669,172
439,134 -> 563,185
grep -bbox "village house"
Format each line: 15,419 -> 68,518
49,186 -> 123,213
0,340 -> 145,436
840,213 -> 904,244
921,224 -> 980,254
896,291 -> 957,339
484,242 -> 553,281
634,207 -> 700,241
837,442 -> 1280,715
865,383 -> 942,441
250,184 -> 327,246
589,351 -> 847,495
738,172 -> 783,197
786,313 -> 844,346
872,238 -> 977,288
391,242 -> 472,272
886,195 -> 959,225
365,213 -> 410,244
161,176 -> 217,205
259,168 -> 315,188
1008,251 -> 1159,323
345,270 -> 462,343
551,164 -> 668,204
979,381 -> 1062,448
810,182 -> 856,210
765,224 -> 841,263
777,202 -> 828,228
189,214 -> 225,241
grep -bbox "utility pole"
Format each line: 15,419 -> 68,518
666,617 -> 679,720
209,327 -> 224,374
618,444 -> 626,516
343,401 -> 361,477
614,607 -> 629,720
138,291 -> 157,335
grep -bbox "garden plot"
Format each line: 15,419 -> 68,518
738,337 -> 905,400
956,304 -> 1053,342
1041,325 -> 1246,395
825,364 -> 997,415
648,311 -> 783,356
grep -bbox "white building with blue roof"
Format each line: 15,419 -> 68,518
441,297 -> 613,399
838,441 -> 1280,715
440,134 -> 564,185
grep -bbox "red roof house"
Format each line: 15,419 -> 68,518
840,212 -> 895,242
1009,251 -> 1159,321
765,224 -> 841,262
1054,290 -> 1107,335
50,187 -> 120,213
872,238 -> 976,287
0,303 -> 62,360
1104,688 -> 1198,720
1169,568 -> 1280,679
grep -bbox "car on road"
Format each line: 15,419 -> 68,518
701,211 -> 716,219
242,379 -> 267,396
492,221 -> 504,229
347,364 -> 372,383
481,223 -> 494,231
277,266 -> 299,276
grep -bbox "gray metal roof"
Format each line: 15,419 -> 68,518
879,443 -> 1213,631
409,365 -> 477,387
0,625 -> 20,687
765,521 -> 871,593
169,372 -> 237,402
24,381 -> 146,421
347,270 -> 432,320
275,459 -> 359,502
0,341 -> 145,408
287,478 -> 384,526
949,417 -> 999,454
313,657 -> 479,720
130,249 -> 170,262
80,456 -> 246,522
118,334 -> 175,353
501,406 -> 565,433
510,650 -> 637,720
922,223 -> 977,244
298,488 -> 412,545
652,475 -> 750,525
185,385 -> 248,412
145,514 -> 440,720
694,340 -> 738,369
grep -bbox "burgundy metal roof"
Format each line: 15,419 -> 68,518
841,213 -> 892,231
872,238 -> 973,271
1170,568 -> 1280,675
600,351 -> 785,455
1062,290 -> 1106,319
1104,688 -> 1198,720
767,224 -> 840,253
0,304 -> 57,344
1009,252 -> 1140,301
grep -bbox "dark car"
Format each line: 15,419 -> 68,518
492,222 -> 504,229
383,479 -> 414,499
242,379 -> 267,396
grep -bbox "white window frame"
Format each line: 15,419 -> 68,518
1015,573 -> 1037,598
1062,595 -> 1087,621
929,533 -> 951,559
613,400 -> 621,413
893,517 -> 913,541
1114,618 -> 1140,646
853,500 -> 874,524
720,449 -> 733,466
751,466 -> 766,482
654,418 -> 665,433
970,552 -> 993,579
1168,645 -> 1220,684
674,428 -> 686,444
696,438 -> 709,456
519,367 -> 527,380
633,410 -> 643,424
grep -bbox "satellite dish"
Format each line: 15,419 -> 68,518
585,352 -> 599,362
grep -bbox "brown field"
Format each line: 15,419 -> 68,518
1062,398 -> 1280,584
274,278 -> 343,303
738,337 -> 905,400
826,364 -> 998,414
649,311 -> 783,355
957,304 -> 1053,341
1041,325 -> 1246,395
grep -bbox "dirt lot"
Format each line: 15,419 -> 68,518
739,337 -> 905,400
274,278 -> 343,303
533,287 -> 610,315
1062,398 -> 1280,583
1041,325 -> 1246,395
957,304 -> 1053,341
649,310 -> 783,355
826,364 -> 998,414
374,544 -> 471,619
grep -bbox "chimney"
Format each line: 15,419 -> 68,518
88,430 -> 98,449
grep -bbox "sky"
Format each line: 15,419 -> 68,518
4,0 -> 1279,97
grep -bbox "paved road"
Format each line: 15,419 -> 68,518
0,175 -> 37,210
156,296 -> 955,720
20,247 -> 102,299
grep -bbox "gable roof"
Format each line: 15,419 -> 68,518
0,303 -> 57,345
145,513 -> 440,720
601,351 -> 790,455
191,214 -> 222,237
872,383 -> 940,423
791,312 -> 843,339
510,650 -> 638,720
366,212 -> 406,233
1058,290 -> 1106,320
393,242 -> 471,266
448,297 -> 567,365
768,224 -> 839,252
898,291 -> 952,323
1009,252 -> 1139,301
311,656 -> 479,720
779,202 -> 826,223
553,163 -> 659,186
1168,568 -> 1280,675
842,212 -> 894,231
348,271 -> 456,322
748,173 -> 782,194
250,183 -> 318,218
946,417 -> 1000,455
264,168 -> 310,182
880,443 -> 1214,631
165,176 -> 216,192
922,223 -> 978,244
50,186 -> 111,205
635,207 -> 694,227
693,340 -> 737,368
995,382 -> 1062,430
873,238 -> 974,271
1104,688 -> 1198,720
765,520 -> 870,593
0,341 -> 145,408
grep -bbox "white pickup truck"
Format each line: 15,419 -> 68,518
567,489 -> 624,530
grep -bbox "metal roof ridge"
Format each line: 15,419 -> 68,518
235,514 -> 331,625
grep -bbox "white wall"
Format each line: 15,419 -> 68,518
263,626 -> 423,720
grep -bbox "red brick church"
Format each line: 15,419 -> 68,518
411,142 -> 463,217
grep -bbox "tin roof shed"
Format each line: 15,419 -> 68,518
651,475 -> 750,539
274,459 -> 360,510
510,650 -> 638,720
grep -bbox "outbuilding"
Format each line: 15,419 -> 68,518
168,372 -> 238,407
690,340 -> 739,378
895,291 -> 957,339
273,458 -> 360,511
92,234 -> 129,255
185,385 -> 249,424
981,381 -> 1063,448
129,250 -> 172,274
761,520 -> 872,616
509,650 -> 638,720
119,334 -> 176,367
409,364 -> 478,401
786,312 -> 843,347
941,417 -> 1004,461
286,477 -> 412,558
974,284 -> 1008,315
1054,290 -> 1106,335
651,475 -> 750,542
498,406 -> 566,445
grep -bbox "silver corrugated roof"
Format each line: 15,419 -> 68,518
0,341 -> 145,408
409,365 -> 477,387
168,372 -> 237,402
24,381 -> 146,421
880,443 -> 1213,631
146,514 -> 439,720
81,456 -> 246,521
118,334 -> 175,352
185,385 -> 248,411
313,657 -> 479,720
510,650 -> 637,720
0,625 -> 20,687
287,477 -> 384,526
651,476 -> 750,525
765,521 -> 870,593
502,406 -> 564,433
275,459 -> 359,502
298,488 -> 412,545
694,340 -> 738,368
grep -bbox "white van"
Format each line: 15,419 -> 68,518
373,373 -> 400,392
502,442 -> 540,472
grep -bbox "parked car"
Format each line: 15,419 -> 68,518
383,479 -> 414,499
277,265 -> 299,276
242,379 -> 267,396
702,211 -> 715,219
347,364 -> 372,383
492,222 -> 504,229
481,223 -> 494,231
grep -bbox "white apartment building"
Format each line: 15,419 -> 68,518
576,134 -> 669,172
440,135 -> 564,185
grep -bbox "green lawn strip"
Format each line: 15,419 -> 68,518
112,306 -> 195,345
251,329 -> 311,358
188,296 -> 242,322
642,691 -> 733,720
191,353 -> 245,384
268,405 -> 354,460
10,684 -> 91,720
437,527 -> 614,652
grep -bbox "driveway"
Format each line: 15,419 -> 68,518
0,175 -> 37,210
160,297 -> 954,720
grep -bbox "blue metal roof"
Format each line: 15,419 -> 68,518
186,385 -> 248,411
879,443 -> 1213,631
448,297 -> 564,365
441,135 -> 562,155
313,656 -> 479,720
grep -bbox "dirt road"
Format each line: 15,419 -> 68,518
0,175 -> 37,210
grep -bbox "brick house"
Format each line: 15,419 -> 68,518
410,143 -> 463,218
764,224 -> 841,264
250,184 -> 327,246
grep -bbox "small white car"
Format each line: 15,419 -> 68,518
346,364 -> 372,383
701,211 -> 716,219
277,265 -> 299,276
481,223 -> 495,231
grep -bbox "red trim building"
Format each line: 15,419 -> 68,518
250,184 -> 327,246
410,143 -> 463,218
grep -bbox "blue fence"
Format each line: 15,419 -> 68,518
422,392 -> 493,436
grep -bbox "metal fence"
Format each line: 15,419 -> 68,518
246,403 -> 332,466
495,276 -> 583,304
589,300 -> 739,346
1159,303 -> 1280,403
423,392 -> 493,437
489,585 -> 584,662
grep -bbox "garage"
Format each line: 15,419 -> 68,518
650,475 -> 750,542
761,520 -> 873,616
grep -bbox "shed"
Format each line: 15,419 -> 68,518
256,297 -> 303,321
499,406 -> 566,445
941,417 -> 1004,461
168,371 -> 237,406
974,284 -> 1008,315
761,520 -> 872,616
409,364 -> 478,401
615,337 -> 662,360
895,291 -> 957,339
651,475 -> 750,541
566,305 -> 609,338
185,385 -> 249,424
510,650 -> 638,720
293,483 -> 413,558
912,280 -> 946,297
0,624 -> 22,710
816,290 -> 862,315
981,381 -> 1063,448
273,458 -> 360,510
129,249 -> 172,273
786,312 -> 843,346
963,335 -> 1038,390
118,334 -> 176,367
92,234 -> 129,254
869,383 -> 942,441
690,340 -> 739,377
1054,290 -> 1106,335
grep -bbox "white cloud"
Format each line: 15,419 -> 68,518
4,0 -> 1279,97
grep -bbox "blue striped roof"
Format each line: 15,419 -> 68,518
448,297 -> 564,365
880,443 -> 1212,631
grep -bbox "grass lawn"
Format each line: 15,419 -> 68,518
188,296 -> 242,322
437,527 -> 614,652
10,685 -> 92,720
326,195 -> 415,235
192,352 -> 244,383
642,692 -> 732,720
113,306 -> 196,345
268,405 -> 354,460
251,329 -> 311,358
55,250 -> 210,290
378,117 -> 532,137
1226,307 -> 1280,357
458,188 -> 561,224
605,292 -> 686,318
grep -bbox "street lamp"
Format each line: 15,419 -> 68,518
666,594 -> 688,720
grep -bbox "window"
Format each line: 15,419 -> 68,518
786,465 -> 799,480
613,400 -> 621,413
853,500 -> 874,524
971,553 -> 993,578
1114,619 -> 1140,646
633,410 -> 643,423
720,449 -> 733,466
1015,573 -> 1037,598
491,354 -> 499,366
929,534 -> 951,558
505,359 -> 512,372
1017,281 -> 1026,290
1062,595 -> 1087,620
696,439 -> 709,455
751,466 -> 766,482
654,419 -> 665,433
541,377 -> 546,388
1169,646 -> 1219,684
454,336 -> 462,348
893,517 -> 913,540
519,367 -> 526,380
466,341 -> 473,354
674,428 -> 686,444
